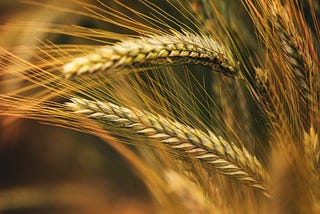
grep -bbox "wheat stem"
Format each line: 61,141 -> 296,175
63,31 -> 237,78
66,97 -> 271,196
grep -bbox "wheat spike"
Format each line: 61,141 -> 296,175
269,2 -> 313,110
164,170 -> 217,214
303,127 -> 320,176
254,67 -> 293,139
66,97 -> 271,196
63,31 -> 237,78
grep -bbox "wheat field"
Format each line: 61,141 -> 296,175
0,0 -> 319,213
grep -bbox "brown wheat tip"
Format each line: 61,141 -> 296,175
66,97 -> 271,196
62,31 -> 237,78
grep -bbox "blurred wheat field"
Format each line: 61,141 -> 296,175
0,0 -> 319,213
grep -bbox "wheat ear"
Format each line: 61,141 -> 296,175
164,170 -> 213,214
63,32 -> 236,78
66,97 -> 271,196
254,67 -> 293,139
303,127 -> 320,176
270,2 -> 313,107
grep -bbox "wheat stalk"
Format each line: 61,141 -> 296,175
66,97 -> 271,196
63,31 -> 237,78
